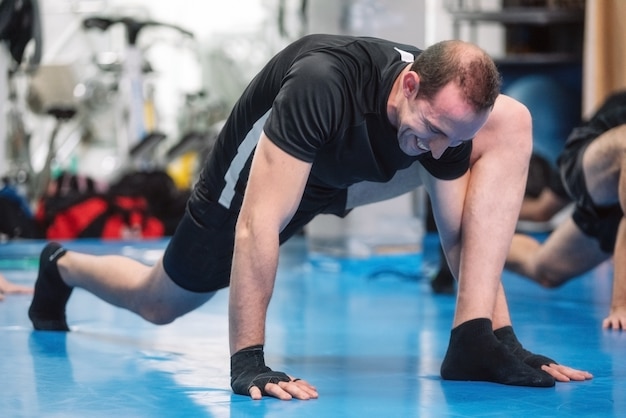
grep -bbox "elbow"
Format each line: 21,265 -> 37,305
234,212 -> 280,245
536,269 -> 568,289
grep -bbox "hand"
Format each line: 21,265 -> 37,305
602,307 -> 626,330
249,377 -> 318,401
230,345 -> 318,401
0,274 -> 33,301
540,363 -> 593,382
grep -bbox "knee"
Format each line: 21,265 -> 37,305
138,304 -> 180,325
135,288 -> 212,325
534,265 -> 568,288
505,98 -> 533,138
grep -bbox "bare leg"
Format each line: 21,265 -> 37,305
437,97 -> 556,386
29,245 -> 214,330
506,218 -> 609,288
59,253 -> 213,323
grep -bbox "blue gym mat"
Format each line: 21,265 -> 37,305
0,234 -> 622,417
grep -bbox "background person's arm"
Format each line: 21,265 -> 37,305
603,215 -> 626,330
0,273 -> 33,301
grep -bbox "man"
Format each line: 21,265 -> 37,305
28,35 -> 591,400
506,91 -> 626,331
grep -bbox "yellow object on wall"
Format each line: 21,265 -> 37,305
166,152 -> 198,190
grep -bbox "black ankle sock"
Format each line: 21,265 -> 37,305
28,243 -> 73,331
440,318 -> 555,387
494,325 -> 557,369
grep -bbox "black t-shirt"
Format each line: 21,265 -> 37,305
203,34 -> 472,215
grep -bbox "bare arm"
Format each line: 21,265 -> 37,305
604,153 -> 626,330
0,273 -> 33,301
229,133 -> 311,353
418,165 -> 467,282
603,218 -> 626,329
228,133 -> 318,400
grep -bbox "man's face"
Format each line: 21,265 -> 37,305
396,82 -> 490,159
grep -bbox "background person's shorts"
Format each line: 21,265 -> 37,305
559,137 -> 622,254
571,204 -> 622,254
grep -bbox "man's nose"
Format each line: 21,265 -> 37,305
429,137 -> 450,159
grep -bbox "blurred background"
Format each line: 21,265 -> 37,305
1,0 -> 621,254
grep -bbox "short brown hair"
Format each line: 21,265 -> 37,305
410,40 -> 501,112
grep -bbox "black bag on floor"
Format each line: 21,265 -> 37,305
0,187 -> 39,239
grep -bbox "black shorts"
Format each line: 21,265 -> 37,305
162,179 -> 330,293
559,136 -> 622,254
162,182 -> 238,293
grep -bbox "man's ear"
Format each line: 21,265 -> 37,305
403,71 -> 420,99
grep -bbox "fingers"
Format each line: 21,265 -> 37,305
541,364 -> 593,382
249,379 -> 319,401
1,284 -> 34,295
248,385 -> 263,400
602,315 -> 626,330
8,286 -> 34,295
541,364 -> 570,382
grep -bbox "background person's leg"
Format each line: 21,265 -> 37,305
506,218 -> 609,287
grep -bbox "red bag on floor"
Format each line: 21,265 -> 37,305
36,172 -> 165,240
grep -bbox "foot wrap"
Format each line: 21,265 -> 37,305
28,243 -> 72,331
440,318 -> 555,387
494,325 -> 557,369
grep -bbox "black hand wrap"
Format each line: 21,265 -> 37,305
230,345 -> 291,396
494,326 -> 557,369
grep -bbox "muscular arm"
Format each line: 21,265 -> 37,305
418,165 -> 467,280
228,133 -> 319,400
229,133 -> 311,353
604,152 -> 626,330
0,273 -> 33,301
603,204 -> 626,329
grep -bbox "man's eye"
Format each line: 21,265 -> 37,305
427,123 -> 441,134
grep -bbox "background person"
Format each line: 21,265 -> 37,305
506,91 -> 626,330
